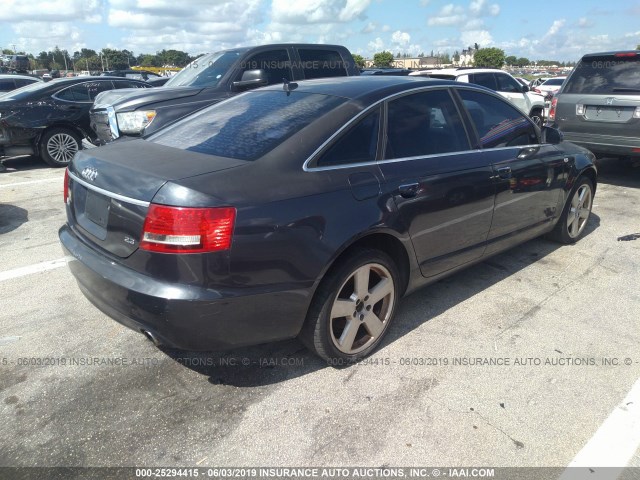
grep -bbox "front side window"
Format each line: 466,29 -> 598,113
317,108 -> 380,167
149,90 -> 345,161
458,89 -> 538,148
384,89 -> 469,159
496,74 -> 522,93
240,50 -> 292,85
298,49 -> 347,79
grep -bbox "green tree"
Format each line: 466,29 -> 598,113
372,50 -> 394,68
473,47 -> 505,68
156,49 -> 192,67
352,54 -> 366,69
139,54 -> 160,67
505,55 -> 517,66
516,57 -> 530,67
636,44 -> 640,50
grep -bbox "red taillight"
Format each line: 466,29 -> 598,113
614,52 -> 637,58
63,168 -> 69,204
534,88 -> 541,93
140,204 -> 236,254
548,97 -> 558,122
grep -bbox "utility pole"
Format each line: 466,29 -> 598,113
11,44 -> 17,54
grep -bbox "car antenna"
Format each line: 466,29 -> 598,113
283,78 -> 298,95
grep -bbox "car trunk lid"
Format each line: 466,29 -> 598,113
67,139 -> 245,258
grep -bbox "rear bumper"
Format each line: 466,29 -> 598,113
59,224 -> 309,351
558,131 -> 640,157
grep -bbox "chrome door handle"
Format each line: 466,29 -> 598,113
398,182 -> 420,198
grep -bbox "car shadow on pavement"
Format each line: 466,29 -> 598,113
596,157 -> 640,188
159,214 -> 600,387
0,204 -> 28,234
382,212 -> 601,352
1,155 -> 48,172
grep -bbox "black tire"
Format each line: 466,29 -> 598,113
300,248 -> 401,364
530,107 -> 544,126
39,128 -> 81,167
548,176 -> 594,244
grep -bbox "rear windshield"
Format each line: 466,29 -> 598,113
149,90 -> 345,161
543,78 -> 565,86
563,55 -> 640,94
164,51 -> 241,88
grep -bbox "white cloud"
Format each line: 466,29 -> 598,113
546,19 -> 566,37
460,30 -> 493,48
367,37 -> 384,51
269,0 -> 371,25
361,21 -> 377,34
391,30 -> 411,48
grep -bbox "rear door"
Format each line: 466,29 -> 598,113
456,88 -> 566,254
377,88 -> 496,278
555,53 -> 640,139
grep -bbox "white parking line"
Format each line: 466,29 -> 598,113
0,177 -> 62,188
0,257 -> 72,282
559,377 -> 640,479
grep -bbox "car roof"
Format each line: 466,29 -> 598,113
411,67 -> 510,77
258,76 -> 484,103
581,50 -> 640,58
0,74 -> 41,81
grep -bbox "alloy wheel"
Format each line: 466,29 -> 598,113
329,263 -> 395,355
47,133 -> 78,164
567,183 -> 592,238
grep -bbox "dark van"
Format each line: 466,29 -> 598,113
88,44 -> 360,145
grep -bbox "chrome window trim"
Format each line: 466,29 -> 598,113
69,172 -> 150,207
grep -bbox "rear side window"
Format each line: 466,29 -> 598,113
149,91 -> 345,161
298,49 -> 348,79
317,108 -> 380,167
470,73 -> 498,91
56,82 -> 113,102
114,80 -> 148,89
14,79 -> 35,87
0,79 -> 15,91
384,89 -> 469,159
459,89 -> 538,148
563,55 -> 640,94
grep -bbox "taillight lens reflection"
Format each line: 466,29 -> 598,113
548,98 -> 558,122
140,204 -> 236,254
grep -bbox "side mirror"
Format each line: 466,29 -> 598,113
522,84 -> 529,93
541,126 -> 563,145
232,69 -> 268,91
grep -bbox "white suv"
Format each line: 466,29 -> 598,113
410,68 -> 546,125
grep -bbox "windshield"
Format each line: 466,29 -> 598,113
164,51 -> 241,88
149,90 -> 346,161
563,54 -> 640,94
0,80 -> 49,101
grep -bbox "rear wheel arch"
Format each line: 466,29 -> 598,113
315,231 -> 412,300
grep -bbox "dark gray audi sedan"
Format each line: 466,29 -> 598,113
60,76 -> 597,362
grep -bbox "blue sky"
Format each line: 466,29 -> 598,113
1,0 -> 639,61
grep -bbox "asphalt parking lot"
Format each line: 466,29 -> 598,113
1,155 -> 639,472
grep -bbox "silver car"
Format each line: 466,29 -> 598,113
549,50 -> 640,164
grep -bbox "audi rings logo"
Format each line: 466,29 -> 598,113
81,167 -> 99,182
